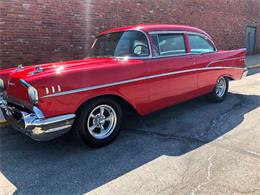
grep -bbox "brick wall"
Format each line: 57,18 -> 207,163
0,0 -> 259,69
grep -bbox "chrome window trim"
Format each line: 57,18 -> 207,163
150,30 -> 194,35
149,30 -> 218,52
149,30 -> 217,58
93,30 -> 217,60
149,30 -> 213,41
41,66 -> 244,99
150,52 -> 192,59
187,33 -> 218,53
156,34 -> 160,55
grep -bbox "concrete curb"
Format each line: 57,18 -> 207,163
247,64 -> 260,69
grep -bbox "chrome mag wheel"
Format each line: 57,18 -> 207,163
87,104 -> 117,139
216,77 -> 227,98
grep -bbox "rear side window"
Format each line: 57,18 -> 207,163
152,34 -> 186,56
189,34 -> 216,54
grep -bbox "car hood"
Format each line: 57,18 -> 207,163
1,57 -> 144,106
6,57 -> 125,80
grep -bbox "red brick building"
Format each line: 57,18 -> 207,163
0,0 -> 259,69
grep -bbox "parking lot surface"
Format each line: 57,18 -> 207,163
1,68 -> 260,195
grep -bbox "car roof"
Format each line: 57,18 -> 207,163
99,24 -> 211,38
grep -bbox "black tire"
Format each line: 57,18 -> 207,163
207,77 -> 229,102
73,98 -> 123,147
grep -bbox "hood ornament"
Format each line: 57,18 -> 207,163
15,64 -> 24,72
29,65 -> 44,75
35,65 -> 43,73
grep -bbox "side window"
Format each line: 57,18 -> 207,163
114,31 -> 149,57
189,35 -> 215,54
157,34 -> 186,56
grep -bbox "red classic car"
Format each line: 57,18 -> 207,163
0,24 -> 247,147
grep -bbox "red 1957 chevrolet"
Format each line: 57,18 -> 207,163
0,24 -> 247,147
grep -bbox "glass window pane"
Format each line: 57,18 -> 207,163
157,34 -> 186,56
189,35 -> 215,54
91,31 -> 149,57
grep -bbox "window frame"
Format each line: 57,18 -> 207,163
93,30 -> 153,59
187,33 -> 217,54
149,31 -> 217,58
151,33 -> 188,58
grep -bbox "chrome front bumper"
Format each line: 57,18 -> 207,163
0,98 -> 75,141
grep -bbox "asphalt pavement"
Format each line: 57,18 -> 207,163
1,68 -> 260,195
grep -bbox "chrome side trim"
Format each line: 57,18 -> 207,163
57,85 -> 61,92
51,86 -> 55,93
45,87 -> 49,95
20,79 -> 31,88
42,66 -> 244,99
207,57 -> 245,67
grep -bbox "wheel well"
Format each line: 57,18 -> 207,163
76,95 -> 138,116
224,75 -> 234,81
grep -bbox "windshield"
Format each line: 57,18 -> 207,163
90,31 -> 150,58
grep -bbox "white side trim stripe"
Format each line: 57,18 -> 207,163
42,66 -> 244,98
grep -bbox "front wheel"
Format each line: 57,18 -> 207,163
207,76 -> 229,102
73,98 -> 123,147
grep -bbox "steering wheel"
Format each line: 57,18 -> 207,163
133,44 -> 149,56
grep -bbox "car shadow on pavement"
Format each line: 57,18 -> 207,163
1,89 -> 259,194
247,67 -> 260,76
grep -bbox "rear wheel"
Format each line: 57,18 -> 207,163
73,98 -> 123,147
207,77 -> 229,102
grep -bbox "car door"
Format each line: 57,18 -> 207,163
146,32 -> 198,111
187,33 -> 219,94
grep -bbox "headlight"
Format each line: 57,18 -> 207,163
20,79 -> 39,104
0,79 -> 4,92
28,86 -> 39,104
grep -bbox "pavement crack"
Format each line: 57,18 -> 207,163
197,94 -> 247,140
190,148 -> 217,195
124,128 -> 207,144
244,150 -> 260,158
125,93 -> 250,147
